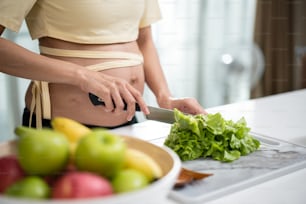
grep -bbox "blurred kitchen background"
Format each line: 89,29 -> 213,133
1,0 -> 306,141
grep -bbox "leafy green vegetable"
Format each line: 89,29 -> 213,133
164,109 -> 260,162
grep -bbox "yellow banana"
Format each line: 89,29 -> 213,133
51,117 -> 92,143
51,117 -> 92,161
124,148 -> 163,181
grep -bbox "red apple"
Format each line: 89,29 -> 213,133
52,171 -> 113,199
0,155 -> 25,193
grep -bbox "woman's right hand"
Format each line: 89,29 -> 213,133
78,69 -> 149,121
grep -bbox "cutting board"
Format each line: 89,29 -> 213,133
168,132 -> 306,203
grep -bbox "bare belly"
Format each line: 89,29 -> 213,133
25,37 -> 145,127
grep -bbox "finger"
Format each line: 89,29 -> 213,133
126,85 -> 149,115
101,95 -> 115,112
126,100 -> 136,121
199,107 -> 208,115
183,98 -> 207,115
119,90 -> 137,121
189,99 -> 207,115
110,88 -> 125,113
97,89 -> 114,112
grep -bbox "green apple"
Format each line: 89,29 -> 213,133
5,176 -> 50,199
15,126 -> 69,175
112,169 -> 149,193
75,129 -> 126,178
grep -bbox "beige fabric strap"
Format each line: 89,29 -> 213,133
30,81 -> 51,128
86,59 -> 144,71
39,46 -> 144,62
30,81 -> 41,128
30,46 -> 143,128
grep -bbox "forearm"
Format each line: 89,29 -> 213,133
0,37 -> 85,87
137,27 -> 172,107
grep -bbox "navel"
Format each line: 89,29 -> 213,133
130,77 -> 138,85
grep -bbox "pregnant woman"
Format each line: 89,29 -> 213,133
0,0 -> 206,128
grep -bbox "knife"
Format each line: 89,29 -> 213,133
145,106 -> 176,124
88,93 -> 175,123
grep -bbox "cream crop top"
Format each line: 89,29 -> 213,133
0,0 -> 161,44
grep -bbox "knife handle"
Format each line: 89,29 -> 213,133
88,93 -> 141,111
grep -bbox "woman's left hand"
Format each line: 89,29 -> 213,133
159,97 -> 207,115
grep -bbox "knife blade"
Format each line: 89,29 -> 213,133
88,93 -> 175,123
146,106 -> 175,124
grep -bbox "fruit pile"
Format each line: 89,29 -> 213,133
0,117 -> 163,200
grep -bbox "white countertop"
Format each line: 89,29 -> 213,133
112,89 -> 306,204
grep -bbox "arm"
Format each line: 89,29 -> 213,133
137,26 -> 207,114
0,26 -> 82,85
0,25 -> 149,119
137,26 -> 171,107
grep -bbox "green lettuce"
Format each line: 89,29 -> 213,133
164,109 -> 260,162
